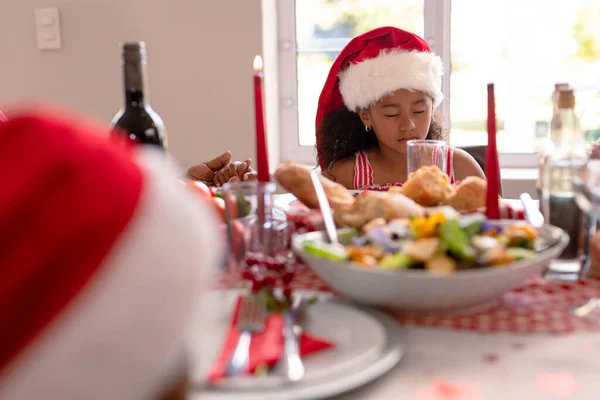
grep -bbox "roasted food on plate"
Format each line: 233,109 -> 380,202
275,162 -> 493,231
274,161 -> 354,210
334,190 -> 424,229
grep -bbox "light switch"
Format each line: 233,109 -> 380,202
34,7 -> 61,50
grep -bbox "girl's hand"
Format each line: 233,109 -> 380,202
236,158 -> 258,182
214,158 -> 257,186
185,151 -> 232,185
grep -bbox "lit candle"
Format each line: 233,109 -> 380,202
485,83 -> 500,219
253,55 -> 269,182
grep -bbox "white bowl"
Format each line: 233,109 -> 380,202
292,221 -> 568,314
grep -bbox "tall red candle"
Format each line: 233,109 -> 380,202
253,55 -> 269,182
485,83 -> 500,219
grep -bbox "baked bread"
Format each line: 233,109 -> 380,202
401,166 -> 455,207
274,161 -> 355,210
446,176 -> 487,212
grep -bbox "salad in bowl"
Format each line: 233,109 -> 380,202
302,207 -> 541,274
292,210 -> 568,313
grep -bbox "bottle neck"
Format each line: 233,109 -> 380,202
122,60 -> 148,108
550,107 -> 586,158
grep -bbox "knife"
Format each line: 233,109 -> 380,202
274,296 -> 306,382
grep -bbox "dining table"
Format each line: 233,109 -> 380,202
191,195 -> 600,400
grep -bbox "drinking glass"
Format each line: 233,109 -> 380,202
221,181 -> 293,285
406,139 -> 448,175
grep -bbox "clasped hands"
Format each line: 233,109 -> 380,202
185,151 -> 257,187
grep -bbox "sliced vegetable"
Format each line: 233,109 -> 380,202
439,219 -> 477,261
304,240 -> 348,262
507,247 -> 536,261
379,252 -> 413,270
460,213 -> 486,238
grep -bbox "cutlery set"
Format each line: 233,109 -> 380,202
225,295 -> 307,382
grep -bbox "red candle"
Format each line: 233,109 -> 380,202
485,83 -> 500,219
253,55 -> 269,182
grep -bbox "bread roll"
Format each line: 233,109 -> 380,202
274,161 -> 355,210
401,166 -> 455,207
446,176 -> 487,212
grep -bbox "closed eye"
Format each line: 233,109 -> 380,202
414,110 -> 426,114
384,114 -> 399,118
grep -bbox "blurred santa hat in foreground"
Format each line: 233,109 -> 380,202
0,111 -> 221,399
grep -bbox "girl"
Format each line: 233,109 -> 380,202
316,26 -> 485,190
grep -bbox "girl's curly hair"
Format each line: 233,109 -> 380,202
316,107 -> 447,173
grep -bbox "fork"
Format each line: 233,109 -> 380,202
274,296 -> 307,381
225,296 -> 266,377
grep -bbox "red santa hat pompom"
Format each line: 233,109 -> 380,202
0,112 -> 221,399
315,26 -> 444,165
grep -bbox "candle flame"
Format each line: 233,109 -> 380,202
253,55 -> 263,72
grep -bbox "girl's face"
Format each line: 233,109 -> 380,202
358,89 -> 433,154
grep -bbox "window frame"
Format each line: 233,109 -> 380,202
276,0 -> 537,167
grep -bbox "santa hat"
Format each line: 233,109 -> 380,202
315,27 -> 443,165
0,112 -> 221,399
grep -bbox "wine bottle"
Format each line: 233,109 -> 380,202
110,42 -> 167,150
540,89 -> 587,260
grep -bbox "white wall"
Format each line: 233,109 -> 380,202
0,0 -> 263,170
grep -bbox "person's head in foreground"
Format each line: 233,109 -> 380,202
0,111 -> 221,399
316,26 -> 446,172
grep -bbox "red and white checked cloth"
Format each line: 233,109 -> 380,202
285,199 -> 525,234
213,266 -> 600,334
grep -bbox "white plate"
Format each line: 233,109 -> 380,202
273,191 -> 362,213
187,290 -> 404,400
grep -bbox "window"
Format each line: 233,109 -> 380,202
278,0 -> 600,166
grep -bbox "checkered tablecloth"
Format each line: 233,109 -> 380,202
213,265 -> 600,334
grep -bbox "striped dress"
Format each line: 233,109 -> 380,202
353,148 -> 456,191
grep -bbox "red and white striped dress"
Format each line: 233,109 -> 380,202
353,148 -> 456,191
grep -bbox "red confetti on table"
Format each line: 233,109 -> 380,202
416,380 -> 483,400
582,341 -> 596,351
483,353 -> 499,364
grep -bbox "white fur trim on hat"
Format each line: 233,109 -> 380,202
338,49 -> 444,110
0,148 -> 222,400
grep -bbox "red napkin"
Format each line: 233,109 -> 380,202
208,296 -> 335,381
485,83 -> 500,219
